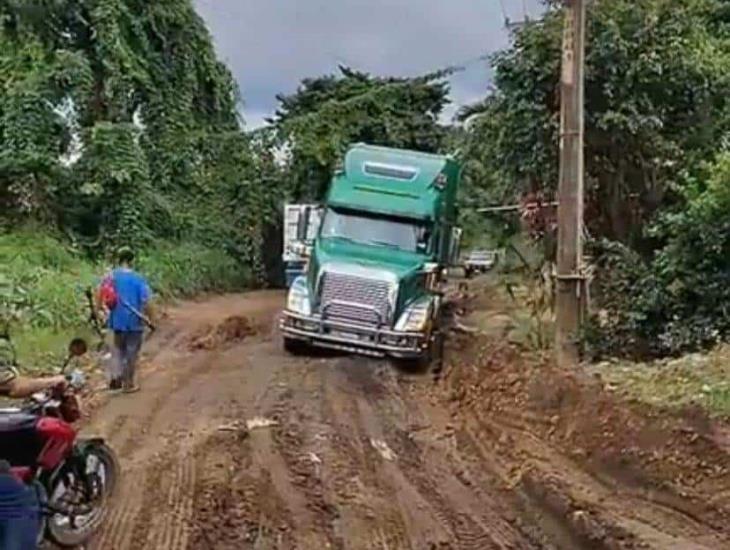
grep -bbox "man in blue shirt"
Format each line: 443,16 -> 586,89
100,247 -> 153,394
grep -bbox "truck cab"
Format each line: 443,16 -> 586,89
280,144 -> 462,364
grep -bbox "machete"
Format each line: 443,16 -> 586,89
119,297 -> 156,333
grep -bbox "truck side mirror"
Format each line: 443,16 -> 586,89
449,227 -> 463,266
296,207 -> 311,242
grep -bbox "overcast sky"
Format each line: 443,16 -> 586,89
194,1 -> 543,129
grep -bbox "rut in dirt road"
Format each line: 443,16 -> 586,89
83,292 -> 730,550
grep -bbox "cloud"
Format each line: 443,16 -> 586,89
194,0 -> 543,129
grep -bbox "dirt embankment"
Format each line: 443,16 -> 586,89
78,287 -> 730,550
434,284 -> 730,549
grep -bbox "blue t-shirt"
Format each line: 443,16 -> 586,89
107,268 -> 151,332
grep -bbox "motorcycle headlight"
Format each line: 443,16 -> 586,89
287,278 -> 312,316
395,298 -> 433,332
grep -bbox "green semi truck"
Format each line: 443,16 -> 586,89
280,143 -> 462,365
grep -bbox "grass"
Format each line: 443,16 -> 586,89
590,345 -> 730,417
1,228 -> 252,374
465,271 -> 730,418
11,325 -> 98,375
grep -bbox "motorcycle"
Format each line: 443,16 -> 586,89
0,337 -> 120,548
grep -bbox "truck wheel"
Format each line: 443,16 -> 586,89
283,337 -> 308,355
430,330 -> 445,375
396,329 -> 444,374
464,268 -> 473,279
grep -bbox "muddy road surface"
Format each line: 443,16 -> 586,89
84,292 -> 730,549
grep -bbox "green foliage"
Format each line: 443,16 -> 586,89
1,229 -> 98,330
0,229 -> 249,371
137,242 -> 250,300
459,0 -> 730,358
461,0 -> 730,248
587,153 -> 730,358
270,66 -> 453,201
0,0 -> 269,281
0,228 -> 250,333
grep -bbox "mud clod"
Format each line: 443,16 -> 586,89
189,315 -> 257,351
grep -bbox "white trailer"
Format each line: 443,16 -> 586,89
283,204 -> 322,287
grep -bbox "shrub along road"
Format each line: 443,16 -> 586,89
82,291 -> 730,549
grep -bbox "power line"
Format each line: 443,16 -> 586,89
498,0 -> 530,31
497,0 -> 511,27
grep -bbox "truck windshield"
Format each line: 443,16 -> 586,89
320,208 -> 429,253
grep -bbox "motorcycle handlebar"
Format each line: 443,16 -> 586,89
65,370 -> 86,390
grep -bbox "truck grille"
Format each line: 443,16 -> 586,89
320,272 -> 391,326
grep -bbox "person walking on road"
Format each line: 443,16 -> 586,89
98,246 -> 153,394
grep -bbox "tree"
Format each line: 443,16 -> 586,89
461,0 -> 730,251
270,66 -> 452,200
0,0 -> 261,264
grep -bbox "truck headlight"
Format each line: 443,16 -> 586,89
287,278 -> 312,316
395,298 -> 433,332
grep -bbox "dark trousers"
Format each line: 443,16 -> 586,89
0,476 -> 42,550
112,331 -> 144,387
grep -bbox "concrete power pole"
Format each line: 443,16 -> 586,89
555,0 -> 586,367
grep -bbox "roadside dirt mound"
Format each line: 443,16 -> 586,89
439,336 -> 730,547
188,315 -> 257,351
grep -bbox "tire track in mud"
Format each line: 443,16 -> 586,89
373,402 -> 518,549
376,372 -> 510,549
187,417 -> 297,549
90,351 -> 224,550
266,366 -> 344,549
184,351 -> 330,550
322,359 -> 532,549
318,364 -> 413,549
140,441 -> 197,550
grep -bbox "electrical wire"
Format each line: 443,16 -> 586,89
497,0 -> 511,26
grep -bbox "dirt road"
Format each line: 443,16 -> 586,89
84,291 -> 730,549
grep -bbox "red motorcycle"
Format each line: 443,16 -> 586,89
0,338 -> 119,548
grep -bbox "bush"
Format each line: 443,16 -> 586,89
137,243 -> 251,299
1,229 -> 98,329
587,154 -> 730,359
584,240 -> 668,359
1,230 -> 252,368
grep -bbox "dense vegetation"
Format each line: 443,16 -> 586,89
460,0 -> 730,357
0,0 -> 260,250
0,0 -> 265,358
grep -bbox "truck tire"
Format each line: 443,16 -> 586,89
283,337 -> 308,356
430,329 -> 445,375
394,325 -> 444,374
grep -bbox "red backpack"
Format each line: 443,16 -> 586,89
98,274 -> 118,310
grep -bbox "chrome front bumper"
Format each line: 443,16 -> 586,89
280,310 -> 427,358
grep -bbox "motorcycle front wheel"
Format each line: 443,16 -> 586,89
45,441 -> 120,548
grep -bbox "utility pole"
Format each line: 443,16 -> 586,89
555,0 -> 586,367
